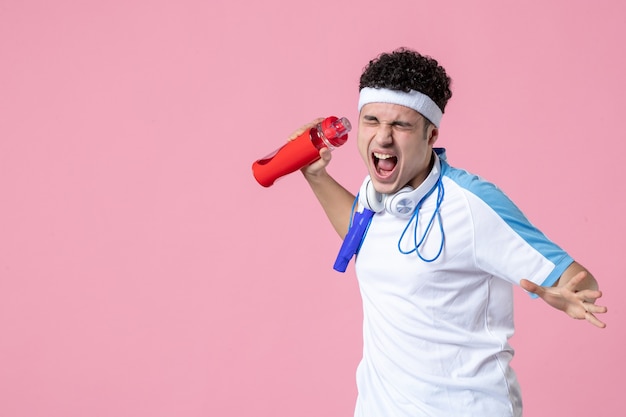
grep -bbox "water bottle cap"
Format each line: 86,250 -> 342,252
322,116 -> 351,147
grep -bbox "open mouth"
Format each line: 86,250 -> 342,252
373,152 -> 397,177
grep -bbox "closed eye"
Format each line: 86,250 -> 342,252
390,121 -> 414,131
361,115 -> 417,132
362,115 -> 380,126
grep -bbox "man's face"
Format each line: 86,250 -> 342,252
357,102 -> 438,195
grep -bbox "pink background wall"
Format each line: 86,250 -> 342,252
1,1 -> 624,416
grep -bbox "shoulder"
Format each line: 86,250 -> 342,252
436,149 -> 504,200
441,161 -> 515,208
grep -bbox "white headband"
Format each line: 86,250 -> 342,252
358,87 -> 443,128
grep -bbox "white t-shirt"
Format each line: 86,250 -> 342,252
353,150 -> 573,417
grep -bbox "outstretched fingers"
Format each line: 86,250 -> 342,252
519,277 -> 608,328
519,278 -> 541,296
584,310 -> 607,328
581,299 -> 608,328
564,270 -> 588,291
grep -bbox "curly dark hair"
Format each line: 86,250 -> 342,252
359,47 -> 453,113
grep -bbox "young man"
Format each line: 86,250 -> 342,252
292,48 -> 607,417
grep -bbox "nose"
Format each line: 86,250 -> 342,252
374,124 -> 393,146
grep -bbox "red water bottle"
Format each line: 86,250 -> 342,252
252,116 -> 351,187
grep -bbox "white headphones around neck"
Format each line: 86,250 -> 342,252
358,153 -> 442,219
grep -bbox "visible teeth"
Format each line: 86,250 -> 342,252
374,152 -> 394,159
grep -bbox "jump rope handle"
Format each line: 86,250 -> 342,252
333,208 -> 375,272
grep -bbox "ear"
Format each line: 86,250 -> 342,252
427,124 -> 439,146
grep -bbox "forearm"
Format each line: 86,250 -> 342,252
554,261 -> 599,292
302,169 -> 355,239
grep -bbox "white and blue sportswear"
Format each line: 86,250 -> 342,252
353,149 -> 573,417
